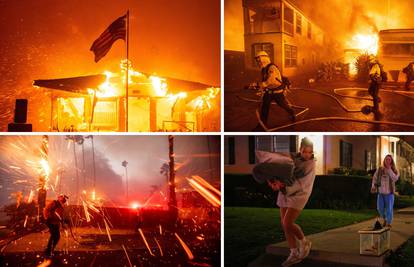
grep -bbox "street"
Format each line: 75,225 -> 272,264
225,79 -> 414,132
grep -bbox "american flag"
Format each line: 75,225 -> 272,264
90,14 -> 127,63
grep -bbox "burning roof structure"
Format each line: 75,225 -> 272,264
33,61 -> 221,132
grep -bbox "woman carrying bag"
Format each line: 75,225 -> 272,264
371,154 -> 399,228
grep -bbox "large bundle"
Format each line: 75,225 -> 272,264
252,151 -> 295,186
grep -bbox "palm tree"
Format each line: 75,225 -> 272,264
168,135 -> 178,223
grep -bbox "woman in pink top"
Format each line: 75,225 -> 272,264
371,154 -> 399,227
268,137 -> 316,267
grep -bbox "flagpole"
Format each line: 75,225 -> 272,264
125,10 -> 130,132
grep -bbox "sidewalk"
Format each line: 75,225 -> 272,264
249,207 -> 414,267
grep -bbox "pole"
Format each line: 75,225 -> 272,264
168,135 -> 178,223
73,141 -> 79,204
122,160 -> 129,204
82,142 -> 86,189
38,135 -> 48,221
125,10 -> 130,132
125,166 -> 129,203
91,137 -> 96,191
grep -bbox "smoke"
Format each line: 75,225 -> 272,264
0,0 -> 220,131
348,3 -> 378,33
225,0 -> 414,51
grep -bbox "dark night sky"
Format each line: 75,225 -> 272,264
0,135 -> 220,207
0,0 -> 220,130
225,0 -> 414,51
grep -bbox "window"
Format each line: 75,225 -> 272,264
225,137 -> 235,165
248,136 -> 256,164
252,43 -> 274,65
365,150 -> 372,171
283,6 -> 294,35
307,21 -> 312,39
284,44 -> 298,68
382,43 -> 414,56
255,136 -> 290,152
340,140 -> 352,168
244,6 -> 281,34
296,13 -> 302,35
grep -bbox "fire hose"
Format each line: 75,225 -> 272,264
65,217 -> 81,244
238,86 -> 414,131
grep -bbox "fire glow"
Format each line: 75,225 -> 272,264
348,33 -> 379,55
187,177 -> 221,208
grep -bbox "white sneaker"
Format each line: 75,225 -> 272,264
282,249 -> 302,267
298,238 -> 312,259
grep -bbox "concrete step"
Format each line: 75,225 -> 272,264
261,245 -> 389,267
397,207 -> 414,214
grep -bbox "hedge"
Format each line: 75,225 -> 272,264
225,173 -> 376,209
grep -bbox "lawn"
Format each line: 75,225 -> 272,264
224,207 -> 376,267
388,236 -> 414,267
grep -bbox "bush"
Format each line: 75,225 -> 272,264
307,175 -> 374,209
396,180 -> 414,196
355,53 -> 370,82
224,174 -> 276,208
224,174 -> 375,209
331,167 -> 369,177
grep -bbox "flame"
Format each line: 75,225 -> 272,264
138,228 -> 155,256
345,32 -> 379,76
191,175 -> 221,196
154,237 -> 164,256
149,76 -> 168,97
103,218 -> 112,242
27,190 -> 34,203
130,202 -> 140,209
175,233 -> 195,260
189,87 -> 220,111
39,158 -> 50,179
187,177 -> 221,207
122,245 -> 133,267
347,33 -> 379,55
87,60 -> 192,100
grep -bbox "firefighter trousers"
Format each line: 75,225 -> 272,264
45,223 -> 60,257
368,82 -> 380,112
260,92 -> 294,125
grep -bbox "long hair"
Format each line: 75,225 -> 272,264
383,154 -> 397,175
299,137 -> 314,159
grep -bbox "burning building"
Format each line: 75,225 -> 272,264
32,61 -> 221,132
242,0 -> 340,77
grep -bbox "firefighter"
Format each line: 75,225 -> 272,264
43,194 -> 68,257
251,51 -> 295,129
368,56 -> 384,114
403,61 -> 414,91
